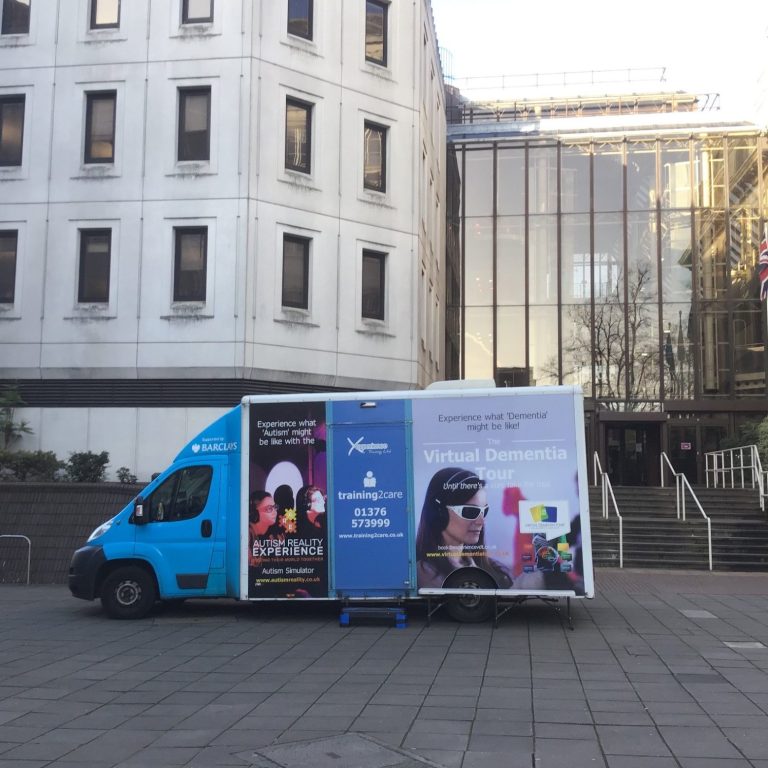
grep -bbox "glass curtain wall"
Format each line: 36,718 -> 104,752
458,132 -> 768,405
496,147 -> 526,384
462,149 -> 494,379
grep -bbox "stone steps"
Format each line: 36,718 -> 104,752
587,485 -> 768,571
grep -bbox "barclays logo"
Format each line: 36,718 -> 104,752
190,441 -> 237,454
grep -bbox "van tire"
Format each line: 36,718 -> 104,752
443,570 -> 495,623
101,566 -> 156,620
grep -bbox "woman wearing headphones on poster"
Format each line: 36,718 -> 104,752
415,467 -> 516,589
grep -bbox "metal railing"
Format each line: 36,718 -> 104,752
660,453 -> 712,570
0,535 -> 31,585
705,444 -> 765,512
593,453 -> 623,568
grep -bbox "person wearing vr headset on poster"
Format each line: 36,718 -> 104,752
416,466 -> 547,590
247,491 -> 283,567
415,467 -> 510,589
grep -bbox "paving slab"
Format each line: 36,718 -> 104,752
596,724 -> 672,757
533,737 -> 606,768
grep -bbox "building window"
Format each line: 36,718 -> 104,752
0,230 -> 17,304
365,0 -> 387,66
1,0 -> 30,35
182,0 -> 213,24
178,87 -> 211,162
84,91 -> 116,164
0,95 -> 24,167
285,98 -> 312,174
362,249 -> 385,320
282,235 -> 309,309
78,229 -> 111,304
287,0 -> 312,39
90,0 -> 120,29
363,120 -> 387,192
174,227 -> 207,302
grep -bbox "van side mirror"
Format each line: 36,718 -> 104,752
133,496 -> 148,525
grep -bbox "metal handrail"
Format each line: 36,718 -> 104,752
659,451 -> 677,491
593,451 -> 602,486
705,444 -> 765,512
659,452 -> 712,570
593,452 -> 623,568
0,535 -> 31,585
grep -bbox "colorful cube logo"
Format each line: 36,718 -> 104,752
519,500 -> 570,537
530,504 -> 559,523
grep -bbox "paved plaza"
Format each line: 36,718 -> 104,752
1,570 -> 768,767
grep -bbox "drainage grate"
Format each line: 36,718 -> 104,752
242,733 -> 446,768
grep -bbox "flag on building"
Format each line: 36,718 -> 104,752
760,232 -> 768,301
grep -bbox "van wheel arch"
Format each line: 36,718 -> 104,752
442,567 -> 496,623
98,560 -> 159,620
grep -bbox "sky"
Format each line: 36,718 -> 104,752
431,0 -> 767,121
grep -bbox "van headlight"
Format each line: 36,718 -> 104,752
87,520 -> 113,542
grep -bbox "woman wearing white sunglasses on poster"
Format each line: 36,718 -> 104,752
415,466 -> 518,590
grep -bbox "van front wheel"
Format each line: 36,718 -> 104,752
101,566 -> 156,619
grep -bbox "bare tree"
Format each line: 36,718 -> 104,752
555,265 -> 660,408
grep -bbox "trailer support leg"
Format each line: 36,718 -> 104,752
425,596 -> 446,626
539,596 -> 574,630
493,596 -> 525,628
493,596 -> 575,630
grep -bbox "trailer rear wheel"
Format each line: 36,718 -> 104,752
101,566 -> 156,620
443,570 -> 495,623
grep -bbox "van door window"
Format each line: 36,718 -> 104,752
148,466 -> 213,522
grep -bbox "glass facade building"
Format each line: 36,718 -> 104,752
449,102 -> 768,485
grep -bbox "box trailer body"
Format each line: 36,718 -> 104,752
69,385 -> 594,620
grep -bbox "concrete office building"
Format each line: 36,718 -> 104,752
0,0 -> 446,478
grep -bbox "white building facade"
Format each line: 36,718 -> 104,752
0,0 -> 446,479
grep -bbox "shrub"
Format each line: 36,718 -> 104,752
718,416 -> 768,466
116,466 -> 137,484
0,383 -> 33,449
0,450 -> 63,481
66,451 -> 109,482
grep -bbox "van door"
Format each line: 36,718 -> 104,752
329,399 -> 413,597
134,458 -> 224,598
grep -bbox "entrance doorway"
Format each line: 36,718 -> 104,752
604,423 -> 661,485
667,420 -> 728,485
668,425 -> 697,484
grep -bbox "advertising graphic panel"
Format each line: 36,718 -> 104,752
247,402 -> 328,598
329,400 -> 411,595
411,393 -> 589,596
